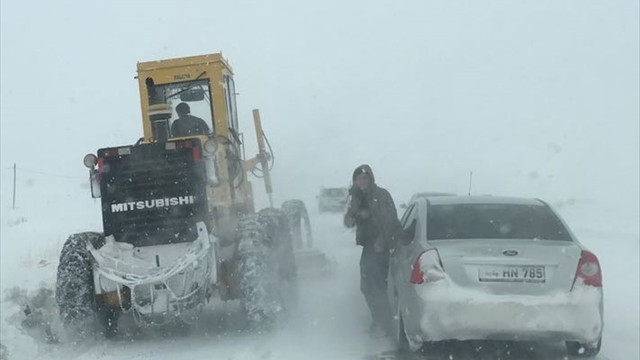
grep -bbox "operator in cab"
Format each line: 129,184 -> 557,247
171,102 -> 211,137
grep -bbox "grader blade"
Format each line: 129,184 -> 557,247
294,248 -> 333,278
282,199 -> 333,278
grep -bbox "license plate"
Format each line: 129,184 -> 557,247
478,265 -> 546,283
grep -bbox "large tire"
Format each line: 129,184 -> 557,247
258,208 -> 298,313
258,208 -> 297,282
234,215 -> 283,328
566,338 -> 602,357
281,199 -> 313,250
55,232 -> 104,339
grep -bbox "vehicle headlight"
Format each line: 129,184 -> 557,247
83,153 -> 98,168
204,139 -> 218,155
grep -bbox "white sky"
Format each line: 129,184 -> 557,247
1,0 -> 638,230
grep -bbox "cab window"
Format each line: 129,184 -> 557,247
223,75 -> 239,139
146,78 -> 215,136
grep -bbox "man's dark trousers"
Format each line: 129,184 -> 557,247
360,244 -> 392,333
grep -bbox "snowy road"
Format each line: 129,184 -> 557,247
1,259 -> 613,360
0,200 -> 634,360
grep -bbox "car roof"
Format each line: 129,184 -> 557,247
412,192 -> 456,198
422,195 -> 545,206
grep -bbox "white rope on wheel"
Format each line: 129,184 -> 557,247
89,222 -> 213,325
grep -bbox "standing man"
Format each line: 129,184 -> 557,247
171,102 -> 211,137
344,164 -> 401,336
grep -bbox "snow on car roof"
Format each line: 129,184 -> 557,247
411,192 -> 456,198
425,195 -> 545,206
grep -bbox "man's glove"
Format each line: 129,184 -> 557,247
356,209 -> 371,220
344,215 -> 356,228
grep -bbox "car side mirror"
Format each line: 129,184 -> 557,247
401,219 -> 417,245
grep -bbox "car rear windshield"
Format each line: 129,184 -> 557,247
427,203 -> 572,241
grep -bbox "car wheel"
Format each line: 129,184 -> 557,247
566,337 -> 602,357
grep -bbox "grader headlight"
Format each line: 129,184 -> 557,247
83,153 -> 98,169
203,139 -> 219,185
203,138 -> 218,155
83,153 -> 101,198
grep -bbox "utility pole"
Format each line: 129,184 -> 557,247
12,163 -> 16,209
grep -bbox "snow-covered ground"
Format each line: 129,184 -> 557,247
0,174 -> 638,360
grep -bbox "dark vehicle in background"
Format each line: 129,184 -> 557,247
317,187 -> 349,213
390,195 -> 604,357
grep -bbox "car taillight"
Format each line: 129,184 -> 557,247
192,146 -> 201,162
410,248 -> 445,284
103,148 -> 118,157
572,250 -> 602,289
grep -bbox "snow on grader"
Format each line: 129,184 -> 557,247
55,53 -> 325,339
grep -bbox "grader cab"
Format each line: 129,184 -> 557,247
137,53 -> 268,238
55,53 -> 320,339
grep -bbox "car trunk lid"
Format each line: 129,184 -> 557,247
430,239 -> 581,295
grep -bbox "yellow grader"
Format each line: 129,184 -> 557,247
55,53 -> 321,338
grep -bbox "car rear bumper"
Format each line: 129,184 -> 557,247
407,282 -> 603,344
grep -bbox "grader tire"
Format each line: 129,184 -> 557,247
281,199 -> 313,250
55,232 -> 104,339
258,208 -> 298,312
235,215 -> 282,328
258,208 -> 297,279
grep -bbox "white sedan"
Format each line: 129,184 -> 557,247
389,195 -> 603,357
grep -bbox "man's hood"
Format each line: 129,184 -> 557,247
352,164 -> 375,184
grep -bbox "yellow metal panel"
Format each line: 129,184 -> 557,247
137,53 -> 233,73
211,69 -> 230,140
132,52 -> 268,228
136,53 -> 234,141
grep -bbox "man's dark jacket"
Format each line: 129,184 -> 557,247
171,115 -> 211,137
344,165 -> 401,249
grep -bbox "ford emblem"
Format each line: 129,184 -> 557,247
502,249 -> 519,256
